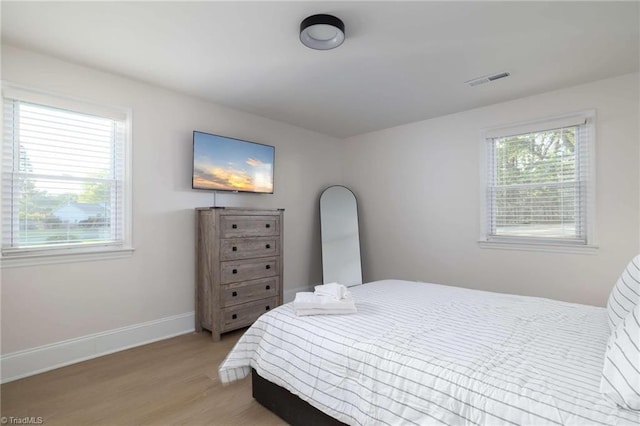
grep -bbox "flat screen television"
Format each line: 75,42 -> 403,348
192,131 -> 275,193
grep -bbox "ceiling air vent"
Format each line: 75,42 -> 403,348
466,71 -> 510,87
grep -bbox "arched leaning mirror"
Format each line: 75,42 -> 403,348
320,185 -> 362,287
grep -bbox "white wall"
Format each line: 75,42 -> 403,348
1,45 -> 638,381
343,73 -> 639,307
0,45 -> 342,356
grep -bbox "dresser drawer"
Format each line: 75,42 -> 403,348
221,277 -> 279,307
220,257 -> 278,284
220,237 -> 279,261
220,215 -> 280,238
221,297 -> 278,331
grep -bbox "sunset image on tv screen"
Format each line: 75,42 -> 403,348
192,132 -> 274,193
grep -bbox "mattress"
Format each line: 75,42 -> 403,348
219,279 -> 639,425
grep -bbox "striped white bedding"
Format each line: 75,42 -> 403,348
219,280 -> 640,425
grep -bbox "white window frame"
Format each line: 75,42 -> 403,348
479,110 -> 597,254
1,83 -> 133,267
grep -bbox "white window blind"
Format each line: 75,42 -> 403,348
2,90 -> 130,257
484,112 -> 594,246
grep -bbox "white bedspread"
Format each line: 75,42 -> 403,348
218,280 -> 639,425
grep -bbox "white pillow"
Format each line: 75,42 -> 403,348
600,304 -> 640,410
606,255 -> 640,332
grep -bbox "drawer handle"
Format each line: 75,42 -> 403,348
232,224 -> 238,229
232,246 -> 237,252
232,314 -> 237,319
265,224 -> 271,228
265,265 -> 271,270
232,291 -> 238,297
265,306 -> 270,311
232,269 -> 238,274
265,244 -> 271,249
266,285 -> 270,290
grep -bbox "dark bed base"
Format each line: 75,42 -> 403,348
252,369 -> 347,426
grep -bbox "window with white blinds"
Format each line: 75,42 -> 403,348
1,86 -> 131,260
482,111 -> 595,249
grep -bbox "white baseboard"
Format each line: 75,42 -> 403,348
1,312 -> 195,384
1,286 -> 318,383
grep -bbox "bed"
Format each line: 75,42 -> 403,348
219,279 -> 639,425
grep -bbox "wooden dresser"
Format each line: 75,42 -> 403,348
195,207 -> 284,341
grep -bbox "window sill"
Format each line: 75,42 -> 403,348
478,240 -> 598,255
1,246 -> 135,268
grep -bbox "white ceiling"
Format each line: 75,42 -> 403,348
2,1 -> 638,139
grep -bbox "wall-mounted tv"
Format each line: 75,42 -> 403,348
192,131 -> 275,194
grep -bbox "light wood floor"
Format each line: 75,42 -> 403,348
1,329 -> 286,425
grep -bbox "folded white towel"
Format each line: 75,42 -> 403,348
314,282 -> 350,300
293,292 -> 355,310
294,295 -> 357,316
295,306 -> 357,317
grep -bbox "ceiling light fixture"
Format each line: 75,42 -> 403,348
300,14 -> 345,50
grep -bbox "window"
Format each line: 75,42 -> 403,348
481,111 -> 596,252
1,85 -> 132,264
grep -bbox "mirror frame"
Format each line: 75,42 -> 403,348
319,185 -> 363,287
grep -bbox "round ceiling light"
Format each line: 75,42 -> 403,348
300,14 -> 345,50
